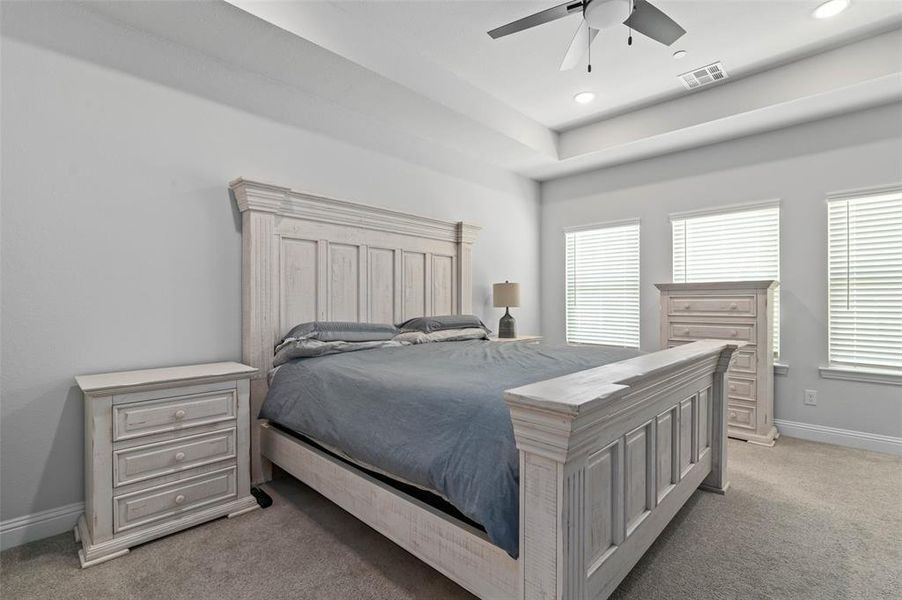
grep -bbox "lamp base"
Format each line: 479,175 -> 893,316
498,308 -> 517,339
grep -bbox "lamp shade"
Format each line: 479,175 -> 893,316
493,281 -> 520,308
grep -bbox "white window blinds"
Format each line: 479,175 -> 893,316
828,187 -> 902,373
565,221 -> 640,348
672,204 -> 780,355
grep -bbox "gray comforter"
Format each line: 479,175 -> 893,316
261,340 -> 641,557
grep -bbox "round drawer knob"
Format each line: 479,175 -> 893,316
729,411 -> 737,419
730,330 -> 738,337
683,303 -> 691,309
174,494 -> 186,505
729,384 -> 736,391
683,329 -> 690,335
174,452 -> 186,462
174,410 -> 186,420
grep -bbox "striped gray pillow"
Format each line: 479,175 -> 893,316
278,321 -> 400,349
397,314 -> 491,334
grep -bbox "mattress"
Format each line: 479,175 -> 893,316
261,339 -> 641,557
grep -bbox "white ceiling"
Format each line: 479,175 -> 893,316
235,0 -> 902,131
26,1 -> 899,182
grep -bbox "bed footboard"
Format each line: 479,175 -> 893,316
505,340 -> 739,600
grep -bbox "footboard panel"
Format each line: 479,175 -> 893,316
507,341 -> 737,600
581,388 -> 712,599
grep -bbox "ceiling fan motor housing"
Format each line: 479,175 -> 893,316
584,0 -> 631,30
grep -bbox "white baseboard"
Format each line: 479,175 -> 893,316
1,421 -> 899,551
775,419 -> 902,456
0,502 -> 84,551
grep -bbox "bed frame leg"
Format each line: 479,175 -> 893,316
700,348 -> 734,495
252,419 -> 273,484
248,367 -> 274,483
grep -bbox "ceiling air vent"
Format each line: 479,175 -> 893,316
679,62 -> 728,89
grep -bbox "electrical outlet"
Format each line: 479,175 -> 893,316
804,389 -> 818,406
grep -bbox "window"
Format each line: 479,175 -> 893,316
565,220 -> 640,348
671,203 -> 780,355
827,187 -> 902,374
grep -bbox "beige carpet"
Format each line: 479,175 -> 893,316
2,437 -> 900,599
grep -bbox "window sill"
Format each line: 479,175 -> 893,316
819,366 -> 902,386
774,362 -> 789,376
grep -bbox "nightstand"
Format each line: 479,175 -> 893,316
75,362 -> 259,567
488,335 -> 543,343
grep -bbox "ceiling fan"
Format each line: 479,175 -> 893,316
488,0 -> 686,72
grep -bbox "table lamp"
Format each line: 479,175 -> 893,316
492,281 -> 520,338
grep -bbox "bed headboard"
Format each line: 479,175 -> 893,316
230,178 -> 480,482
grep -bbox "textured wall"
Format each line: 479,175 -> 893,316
541,103 -> 902,438
0,36 -> 539,524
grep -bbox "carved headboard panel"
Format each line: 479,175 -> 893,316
230,178 -> 480,482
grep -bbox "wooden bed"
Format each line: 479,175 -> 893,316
230,178 -> 739,600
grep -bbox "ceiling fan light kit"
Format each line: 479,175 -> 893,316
488,0 -> 687,74
574,91 -> 596,104
584,0 -> 630,30
813,0 -> 851,19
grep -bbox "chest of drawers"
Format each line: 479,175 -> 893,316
75,362 -> 259,567
656,281 -> 779,446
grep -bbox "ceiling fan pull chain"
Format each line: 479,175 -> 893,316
587,22 -> 592,73
628,0 -> 634,46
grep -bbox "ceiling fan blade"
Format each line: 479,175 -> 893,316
488,1 -> 584,39
560,22 -> 599,71
623,0 -> 686,46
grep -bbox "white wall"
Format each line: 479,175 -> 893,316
541,103 -> 902,440
0,35 -> 539,528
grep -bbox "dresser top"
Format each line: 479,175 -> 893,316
655,280 -> 778,291
76,361 -> 257,394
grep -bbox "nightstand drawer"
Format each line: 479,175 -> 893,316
113,389 -> 236,441
114,466 -> 237,533
728,376 -> 756,402
113,428 -> 236,487
669,322 -> 756,344
728,403 -> 756,431
731,349 -> 757,375
669,294 -> 756,317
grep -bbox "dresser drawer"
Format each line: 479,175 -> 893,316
727,376 -> 756,402
731,349 -> 757,375
113,389 -> 236,441
669,322 -> 756,344
113,428 -> 236,487
669,294 -> 756,317
728,404 -> 756,431
114,466 -> 237,533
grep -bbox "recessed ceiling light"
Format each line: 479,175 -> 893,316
813,0 -> 850,19
574,91 -> 596,104
673,50 -> 687,59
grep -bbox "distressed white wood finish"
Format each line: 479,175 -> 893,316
113,427 -> 237,487
76,363 -> 258,568
235,178 -> 740,599
114,466 -> 238,533
112,389 -> 236,441
657,281 -> 779,446
505,340 -> 739,599
261,423 -> 519,599
231,178 -> 480,484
